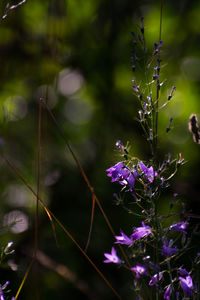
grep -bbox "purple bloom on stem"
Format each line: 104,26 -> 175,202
179,275 -> 193,296
104,247 -> 122,264
179,268 -> 189,276
115,230 -> 133,246
106,162 -> 125,182
164,285 -> 172,300
106,162 -> 138,190
115,140 -> 124,153
168,86 -> 176,100
0,287 -> 4,300
131,32 -> 137,44
138,110 -> 144,121
139,161 -> 154,183
131,222 -> 152,241
106,163 -> 130,187
119,169 -> 130,184
127,171 -> 138,189
169,221 -> 188,234
132,79 -> 140,93
162,239 -> 178,257
0,282 -> 10,300
149,272 -> 163,286
131,264 -> 147,278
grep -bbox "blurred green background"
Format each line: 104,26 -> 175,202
0,0 -> 200,299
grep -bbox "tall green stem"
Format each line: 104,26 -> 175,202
167,260 -> 175,300
154,0 -> 163,165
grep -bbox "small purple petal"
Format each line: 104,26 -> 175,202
168,86 -> 176,100
131,264 -> 147,278
179,275 -> 193,296
162,239 -> 178,257
0,281 -> 10,300
169,221 -> 188,234
106,162 -> 131,185
162,246 -> 177,257
104,247 -> 122,264
115,230 -> 133,246
164,286 -> 172,300
127,171 -> 137,189
0,288 -> 4,300
149,272 -> 163,286
131,222 -> 152,241
132,79 -> 140,93
179,268 -> 189,276
139,161 -> 154,183
106,162 -> 124,182
115,140 -> 124,152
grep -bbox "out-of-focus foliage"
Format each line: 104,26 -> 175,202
0,0 -> 199,299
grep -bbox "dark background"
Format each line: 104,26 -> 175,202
0,0 -> 200,299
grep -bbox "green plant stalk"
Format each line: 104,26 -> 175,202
167,260 -> 175,300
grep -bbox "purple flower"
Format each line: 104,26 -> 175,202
179,275 -> 193,296
168,86 -> 176,100
164,285 -> 172,300
104,247 -> 122,264
131,32 -> 137,44
127,171 -> 138,189
115,140 -> 124,152
162,239 -> 178,257
132,79 -> 140,93
169,221 -> 188,234
0,282 -> 10,300
0,287 -> 4,300
179,268 -> 189,276
149,272 -> 163,286
131,264 -> 147,278
178,269 -> 193,295
115,230 -> 133,246
106,162 -> 137,190
139,161 -> 154,183
106,162 -> 126,182
131,222 -> 152,241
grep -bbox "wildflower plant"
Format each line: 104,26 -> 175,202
0,242 -> 15,300
103,15 -> 200,300
1,2 -> 200,300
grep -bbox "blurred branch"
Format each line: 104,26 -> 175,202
35,249 -> 100,300
2,0 -> 26,19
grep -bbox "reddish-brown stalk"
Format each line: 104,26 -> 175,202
40,99 -> 133,269
3,97 -> 135,299
2,155 -> 123,300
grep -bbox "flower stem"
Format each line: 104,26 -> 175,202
167,260 -> 175,300
154,0 -> 163,165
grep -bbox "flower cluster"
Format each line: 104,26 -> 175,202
104,173 -> 196,298
0,243 -> 15,300
106,161 -> 138,191
106,160 -> 156,194
103,216 -> 194,297
0,281 -> 15,300
103,19 -> 199,300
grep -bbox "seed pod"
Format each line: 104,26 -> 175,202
188,114 -> 200,144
